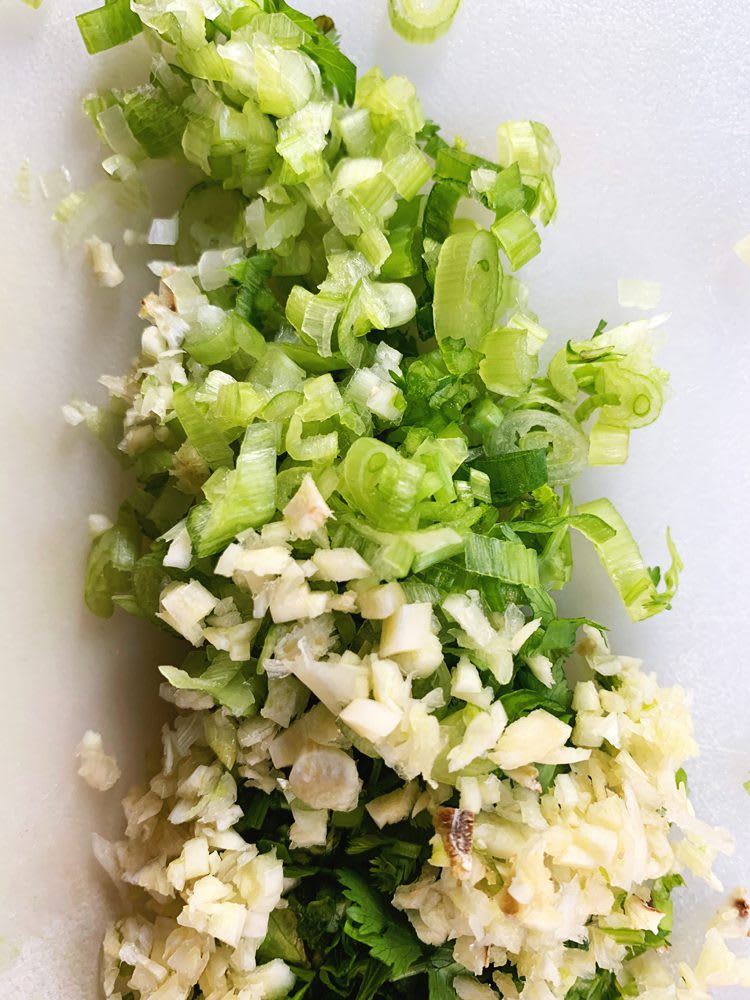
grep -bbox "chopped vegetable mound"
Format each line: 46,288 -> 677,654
64,1 -> 745,998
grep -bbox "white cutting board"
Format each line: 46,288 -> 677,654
1,1 -> 749,996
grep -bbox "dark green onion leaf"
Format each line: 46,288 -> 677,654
423,179 -> 464,243
416,119 -> 449,158
231,253 -> 278,327
470,448 -> 548,502
485,162 -> 526,218
435,146 -> 499,184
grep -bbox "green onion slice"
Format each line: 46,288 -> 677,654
76,0 -> 143,54
388,0 -> 462,43
489,409 -> 588,485
433,230 -> 500,351
577,498 -> 682,622
469,449 -> 548,503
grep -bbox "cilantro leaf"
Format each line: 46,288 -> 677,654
336,868 -> 423,977
346,830 -> 427,895
257,908 -> 307,965
499,667 -> 573,723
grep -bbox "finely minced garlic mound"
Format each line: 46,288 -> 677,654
86,621 -> 747,1000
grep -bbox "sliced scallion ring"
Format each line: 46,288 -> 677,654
488,408 -> 588,485
388,0 -> 462,43
433,229 -> 500,352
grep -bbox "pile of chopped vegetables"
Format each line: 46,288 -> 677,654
63,1 -> 750,998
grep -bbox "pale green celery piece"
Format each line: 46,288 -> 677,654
588,421 -> 630,465
491,209 -> 541,270
286,415 -> 338,463
77,0 -> 142,53
381,128 -> 433,199
173,385 -> 234,470
479,327 -> 537,396
548,347 -> 579,402
302,296 -> 344,358
251,11 -> 310,48
497,120 -> 560,224
577,498 -> 681,622
357,227 -> 392,269
276,101 -> 333,177
505,311 -> 548,355
159,658 -> 257,716
245,194 -> 307,250
356,67 -> 425,137
255,43 -> 319,118
387,0 -> 461,44
596,367 -> 665,430
97,104 -> 143,160
210,383 -> 267,433
338,108 -> 376,158
433,230 -> 500,350
465,533 -> 540,587
341,438 -> 425,532
188,423 -> 278,558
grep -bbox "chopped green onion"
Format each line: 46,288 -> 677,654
496,120 -> 560,224
489,409 -> 588,485
469,449 -> 548,503
388,0 -> 461,43
464,533 -> 540,587
491,210 -> 540,270
188,424 -> 277,558
576,498 -> 682,621
84,508 -> 141,617
172,385 -> 234,470
76,0 -> 143,54
436,146 -> 499,185
479,162 -> 526,218
588,421 -> 630,465
341,439 -> 424,532
479,327 -> 537,396
433,230 -> 500,351
423,180 -> 464,243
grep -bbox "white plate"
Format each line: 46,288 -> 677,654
1,1 -> 749,996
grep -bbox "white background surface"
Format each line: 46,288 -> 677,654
1,0 -> 749,996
